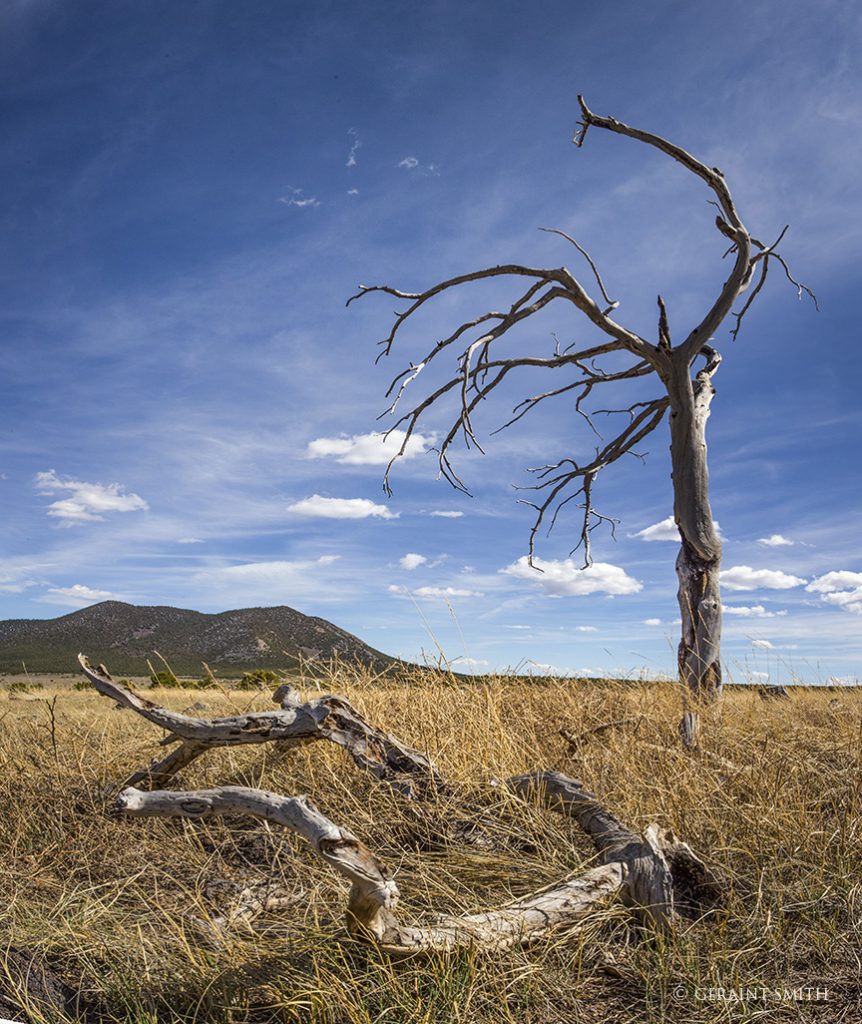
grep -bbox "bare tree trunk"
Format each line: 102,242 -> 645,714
668,350 -> 723,746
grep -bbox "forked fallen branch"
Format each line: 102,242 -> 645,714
78,654 -> 444,798
116,771 -> 723,952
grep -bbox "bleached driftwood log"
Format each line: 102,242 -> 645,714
78,654 -> 443,797
116,771 -> 723,951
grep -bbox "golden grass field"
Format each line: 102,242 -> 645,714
0,670 -> 859,1023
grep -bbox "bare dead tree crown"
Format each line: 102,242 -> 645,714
347,96 -> 815,570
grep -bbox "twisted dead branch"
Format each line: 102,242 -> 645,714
78,655 -> 443,798
116,771 -> 723,952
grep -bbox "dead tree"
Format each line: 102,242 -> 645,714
349,97 -> 814,744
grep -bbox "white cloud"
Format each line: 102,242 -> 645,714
397,155 -> 440,175
306,430 -> 432,465
277,187 -> 320,208
452,656 -> 489,669
644,618 -> 663,626
720,565 -> 807,591
288,495 -> 397,520
751,639 -> 775,649
430,510 -> 463,518
806,570 -> 862,593
806,570 -> 862,615
399,553 -> 427,570
826,675 -> 860,687
575,625 -> 598,632
0,572 -> 36,594
388,584 -> 483,599
746,671 -> 770,682
35,469 -> 148,525
757,534 -> 794,547
501,556 -> 642,597
346,128 -> 361,167
192,556 -> 340,604
632,516 -> 679,542
722,604 -> 787,618
347,188 -> 359,196
632,515 -> 721,542
37,584 -> 118,607
177,537 -> 203,545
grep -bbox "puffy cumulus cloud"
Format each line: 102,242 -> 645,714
430,510 -> 463,518
501,557 -> 642,597
306,430 -> 433,466
37,584 -> 118,607
643,618 -> 663,626
722,604 -> 787,618
751,639 -> 775,649
632,516 -> 720,542
288,495 -> 397,519
806,570 -> 862,614
388,584 -> 483,599
35,470 -> 148,526
757,534 -> 794,547
631,516 -> 679,542
720,565 -> 806,591
399,553 -> 427,570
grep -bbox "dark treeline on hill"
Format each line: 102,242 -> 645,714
0,601 -> 395,676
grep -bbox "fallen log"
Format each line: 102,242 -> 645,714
78,654 -> 443,797
116,771 -> 723,951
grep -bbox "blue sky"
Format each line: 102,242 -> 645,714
2,0 -> 861,683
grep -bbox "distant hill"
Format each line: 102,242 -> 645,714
0,600 -> 395,676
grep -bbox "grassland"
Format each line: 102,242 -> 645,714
0,670 -> 859,1023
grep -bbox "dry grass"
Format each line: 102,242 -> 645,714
0,671 -> 860,1023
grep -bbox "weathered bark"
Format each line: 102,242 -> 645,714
79,654 -> 444,797
116,771 -> 721,951
507,771 -> 724,927
668,351 -> 723,747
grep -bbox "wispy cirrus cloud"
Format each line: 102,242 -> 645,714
306,430 -> 433,465
346,128 -> 361,168
397,155 -> 440,176
288,495 -> 397,519
277,187 -> 320,208
389,583 -> 483,599
35,470 -> 148,526
429,510 -> 464,518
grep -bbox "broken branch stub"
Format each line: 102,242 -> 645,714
78,654 -> 444,798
